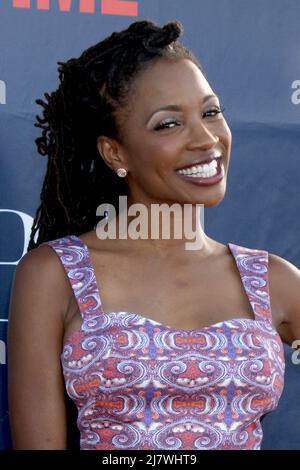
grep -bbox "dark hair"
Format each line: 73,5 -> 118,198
28,19 -> 203,251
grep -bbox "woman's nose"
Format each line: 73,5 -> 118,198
186,118 -> 219,150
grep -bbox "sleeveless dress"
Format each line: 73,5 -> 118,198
42,234 -> 285,450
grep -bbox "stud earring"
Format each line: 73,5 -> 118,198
116,168 -> 127,178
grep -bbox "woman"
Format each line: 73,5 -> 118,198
7,19 -> 300,450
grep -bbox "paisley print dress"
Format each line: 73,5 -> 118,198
43,235 -> 285,450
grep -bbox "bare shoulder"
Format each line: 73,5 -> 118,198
268,251 -> 300,345
10,243 -> 72,324
17,242 -> 67,275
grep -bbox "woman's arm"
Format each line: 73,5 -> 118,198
269,252 -> 300,346
7,244 -> 71,449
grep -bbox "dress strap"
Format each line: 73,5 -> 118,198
228,242 -> 272,323
41,234 -> 103,320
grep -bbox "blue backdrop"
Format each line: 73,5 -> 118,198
1,0 -> 300,450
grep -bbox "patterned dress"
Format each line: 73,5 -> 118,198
42,235 -> 285,450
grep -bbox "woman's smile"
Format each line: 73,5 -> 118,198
176,157 -> 225,186
175,154 -> 224,187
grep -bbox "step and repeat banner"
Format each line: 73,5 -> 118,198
1,0 -> 300,450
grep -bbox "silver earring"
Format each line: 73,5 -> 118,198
116,168 -> 127,178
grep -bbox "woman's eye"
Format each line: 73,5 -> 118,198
153,106 -> 226,131
154,119 -> 180,131
202,106 -> 225,118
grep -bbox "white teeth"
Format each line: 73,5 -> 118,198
176,158 -> 220,178
180,167 -> 218,178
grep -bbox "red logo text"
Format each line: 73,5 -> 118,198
12,0 -> 138,16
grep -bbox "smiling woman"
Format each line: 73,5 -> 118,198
117,57 -> 231,209
7,19 -> 300,451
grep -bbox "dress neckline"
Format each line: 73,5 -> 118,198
67,234 -> 264,332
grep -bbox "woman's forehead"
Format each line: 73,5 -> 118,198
130,58 -> 214,111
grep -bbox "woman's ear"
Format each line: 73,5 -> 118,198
97,135 -> 127,172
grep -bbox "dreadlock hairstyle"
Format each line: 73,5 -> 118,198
27,19 -> 203,251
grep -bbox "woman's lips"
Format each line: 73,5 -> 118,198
175,158 -> 224,187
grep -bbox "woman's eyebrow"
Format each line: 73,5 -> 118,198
146,94 -> 219,123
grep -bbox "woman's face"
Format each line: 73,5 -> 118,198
108,57 -> 232,208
